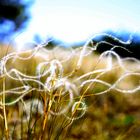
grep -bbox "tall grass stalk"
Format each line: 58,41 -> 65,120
2,73 -> 9,140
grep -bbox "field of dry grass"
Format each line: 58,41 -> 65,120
0,44 -> 140,140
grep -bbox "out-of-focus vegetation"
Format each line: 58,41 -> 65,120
89,31 -> 140,60
0,43 -> 140,140
0,0 -> 33,41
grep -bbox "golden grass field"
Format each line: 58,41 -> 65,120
0,44 -> 140,140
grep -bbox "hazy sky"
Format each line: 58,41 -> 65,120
15,0 -> 140,48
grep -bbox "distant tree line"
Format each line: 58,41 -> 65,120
0,0 -> 33,41
90,31 -> 140,60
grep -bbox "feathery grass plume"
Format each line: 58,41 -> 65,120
0,33 -> 140,139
